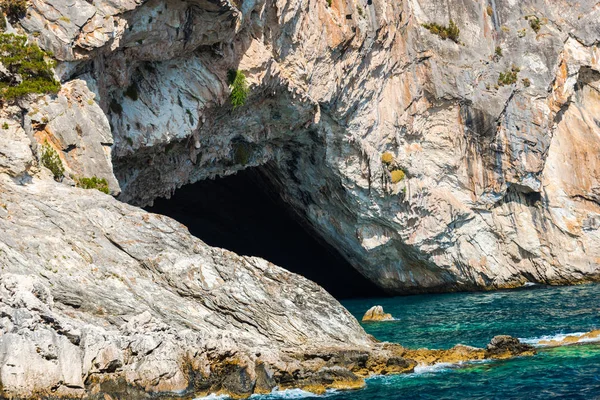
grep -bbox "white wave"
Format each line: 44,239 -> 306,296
519,331 -> 600,346
413,362 -> 457,374
523,282 -> 537,287
250,388 -> 337,399
194,394 -> 231,400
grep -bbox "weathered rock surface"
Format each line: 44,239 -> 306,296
0,173 -> 375,398
485,335 -> 536,359
362,306 -> 394,322
16,0 -> 599,293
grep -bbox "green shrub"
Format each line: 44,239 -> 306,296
2,0 -> 27,21
495,46 -> 502,57
76,176 -> 109,194
422,20 -> 460,43
522,78 -> 531,87
486,6 -> 493,16
40,141 -> 64,181
391,169 -> 405,183
0,34 -> 60,101
227,69 -> 249,109
529,16 -> 541,33
498,65 -> 520,86
233,141 -> 252,165
2,122 -> 7,129
326,0 -> 332,6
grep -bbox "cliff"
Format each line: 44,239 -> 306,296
0,0 -> 599,397
16,0 -> 600,293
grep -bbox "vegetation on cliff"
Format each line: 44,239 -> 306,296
422,20 -> 460,43
40,141 -> 64,181
228,69 -> 249,109
75,176 -> 110,194
0,34 -> 60,101
498,65 -> 520,86
2,0 -> 27,22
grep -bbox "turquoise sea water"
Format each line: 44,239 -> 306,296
260,283 -> 600,399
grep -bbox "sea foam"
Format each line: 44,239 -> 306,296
519,331 -> 600,346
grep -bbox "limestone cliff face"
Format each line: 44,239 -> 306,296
24,0 -> 599,293
6,0 -> 600,309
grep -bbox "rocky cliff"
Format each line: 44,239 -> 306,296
2,0 -> 600,396
0,0 -> 591,297
21,0 -> 598,293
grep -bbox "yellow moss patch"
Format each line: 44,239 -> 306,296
391,169 -> 405,183
381,152 -> 394,164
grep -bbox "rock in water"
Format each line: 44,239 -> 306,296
485,336 -> 536,359
362,306 -> 394,322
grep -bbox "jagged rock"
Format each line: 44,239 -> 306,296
0,121 -> 33,177
0,174 -> 377,398
362,306 -> 394,322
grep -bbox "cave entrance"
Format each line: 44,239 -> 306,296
145,168 -> 383,299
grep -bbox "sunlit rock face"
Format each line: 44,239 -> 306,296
17,0 -> 600,293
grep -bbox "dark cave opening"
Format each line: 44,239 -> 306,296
145,168 -> 384,299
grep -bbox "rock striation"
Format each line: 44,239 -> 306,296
0,172 -> 535,398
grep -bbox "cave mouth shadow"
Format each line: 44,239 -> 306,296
145,168 -> 385,299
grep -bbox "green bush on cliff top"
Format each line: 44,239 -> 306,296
0,34 -> 60,101
2,0 -> 27,21
227,69 -> 249,109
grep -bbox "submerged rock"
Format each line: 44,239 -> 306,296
362,306 -> 394,322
